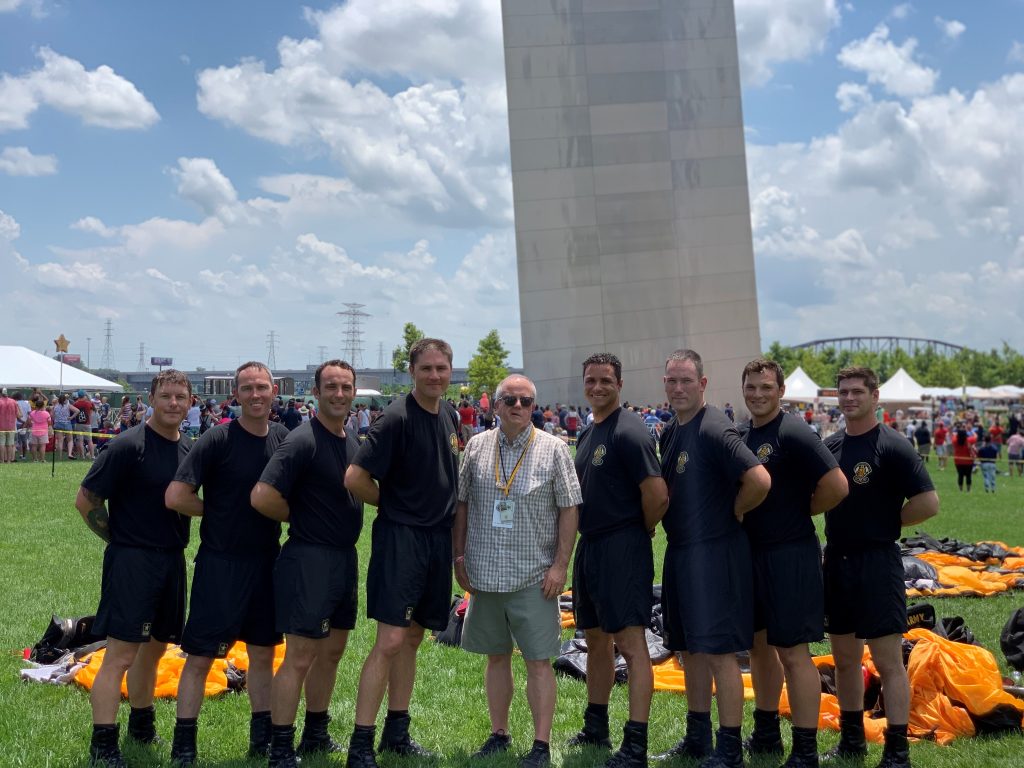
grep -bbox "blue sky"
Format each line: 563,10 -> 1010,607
2,1 -> 1023,371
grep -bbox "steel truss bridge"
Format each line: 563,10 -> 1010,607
792,336 -> 965,357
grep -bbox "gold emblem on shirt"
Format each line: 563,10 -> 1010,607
852,461 -> 872,485
756,443 -> 773,463
676,450 -> 689,474
592,444 -> 607,466
449,433 -> 459,455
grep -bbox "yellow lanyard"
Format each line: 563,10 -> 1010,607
494,427 -> 536,498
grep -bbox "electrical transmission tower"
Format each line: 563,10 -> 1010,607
266,330 -> 278,369
137,343 -> 146,371
317,346 -> 328,364
377,342 -> 385,369
337,303 -> 370,368
101,319 -> 116,370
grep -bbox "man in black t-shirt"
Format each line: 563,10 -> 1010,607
75,370 -> 193,768
738,359 -> 848,767
164,362 -> 289,765
344,339 -> 461,768
249,360 -> 364,767
568,353 -> 667,768
654,350 -> 769,768
823,367 -> 938,768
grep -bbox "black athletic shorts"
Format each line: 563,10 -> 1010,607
366,518 -> 452,632
823,543 -> 907,639
274,539 -> 358,638
573,525 -> 654,634
662,532 -> 753,654
752,537 -> 824,648
181,546 -> 281,656
94,544 -> 186,644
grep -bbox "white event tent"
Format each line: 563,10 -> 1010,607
0,346 -> 123,392
877,368 -> 925,404
782,366 -> 822,401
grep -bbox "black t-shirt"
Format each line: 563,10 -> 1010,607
659,406 -> 760,546
739,411 -> 837,548
281,409 -> 303,430
258,418 -> 363,547
574,408 -> 661,538
824,424 -> 935,549
915,425 -> 931,445
353,393 -> 460,529
81,423 -> 191,549
174,419 -> 290,557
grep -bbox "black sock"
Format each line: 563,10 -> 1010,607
532,739 -> 550,752
585,702 -> 609,717
717,727 -> 742,759
175,717 -> 198,728
385,709 -> 409,721
685,710 -> 712,742
305,709 -> 329,725
884,723 -> 909,751
351,723 -> 376,748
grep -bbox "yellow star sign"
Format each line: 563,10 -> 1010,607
54,334 -> 70,353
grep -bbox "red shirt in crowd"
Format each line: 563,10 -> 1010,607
458,405 -> 476,426
933,424 -> 947,446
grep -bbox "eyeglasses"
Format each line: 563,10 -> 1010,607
500,395 -> 535,408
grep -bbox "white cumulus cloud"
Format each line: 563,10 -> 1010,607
935,17 -> 965,41
0,145 -> 57,175
0,47 -> 159,131
837,24 -> 938,97
735,0 -> 842,86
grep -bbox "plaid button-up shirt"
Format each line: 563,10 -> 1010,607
458,425 -> 582,593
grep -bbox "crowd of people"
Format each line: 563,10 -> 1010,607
57,338 -> 955,768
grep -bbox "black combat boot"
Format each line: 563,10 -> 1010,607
378,710 -> 435,758
566,702 -> 613,748
268,723 -> 299,768
875,724 -> 910,768
744,708 -> 784,756
781,726 -> 819,768
89,724 -> 127,768
347,724 -> 380,768
126,705 -> 160,744
249,710 -> 272,757
603,720 -> 648,768
699,727 -> 743,768
821,711 -> 867,762
170,718 -> 198,767
652,710 -> 713,761
297,709 -> 345,755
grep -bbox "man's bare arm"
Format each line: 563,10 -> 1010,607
453,500 -> 474,594
344,464 -> 380,507
640,476 -> 669,533
901,490 -> 939,526
75,487 -> 111,543
250,482 -> 290,522
165,480 -> 204,517
809,467 -> 849,516
734,464 -> 771,522
542,505 -> 578,599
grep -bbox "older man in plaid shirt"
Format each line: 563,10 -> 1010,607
454,373 -> 582,768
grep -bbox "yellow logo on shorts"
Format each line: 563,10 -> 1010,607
852,461 -> 872,485
676,451 -> 689,474
404,606 -> 414,621
141,622 -> 152,637
592,444 -> 607,466
320,619 -> 330,634
449,433 -> 459,455
217,642 -> 229,657
756,443 -> 773,463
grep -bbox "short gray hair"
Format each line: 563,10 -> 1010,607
665,349 -> 703,378
495,374 -> 537,401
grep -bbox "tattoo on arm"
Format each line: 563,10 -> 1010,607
81,488 -> 111,542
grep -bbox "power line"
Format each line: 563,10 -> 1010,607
136,343 -> 146,371
101,319 -> 116,370
336,303 -> 370,369
266,330 -> 278,370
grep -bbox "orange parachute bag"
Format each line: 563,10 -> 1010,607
74,641 -> 285,699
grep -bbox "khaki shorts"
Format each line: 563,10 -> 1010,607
462,582 -> 561,660
0,431 -> 15,447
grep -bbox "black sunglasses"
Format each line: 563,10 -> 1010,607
500,395 -> 535,407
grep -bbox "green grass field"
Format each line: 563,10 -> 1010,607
1,455 -> 1022,767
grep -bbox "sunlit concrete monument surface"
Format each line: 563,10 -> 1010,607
502,0 -> 761,407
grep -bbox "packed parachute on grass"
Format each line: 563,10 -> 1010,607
900,534 -> 1024,597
